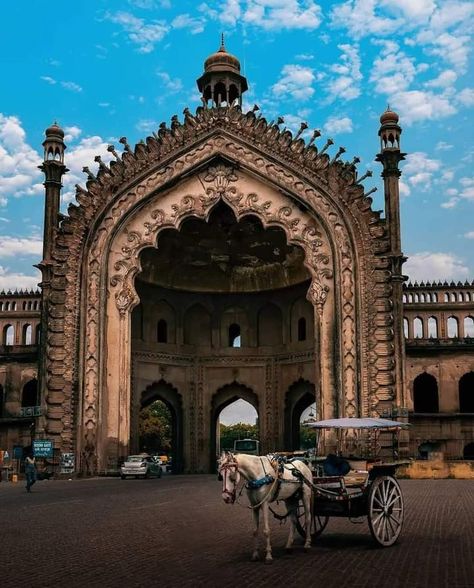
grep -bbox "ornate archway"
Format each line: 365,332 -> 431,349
284,379 -> 316,451
211,382 -> 259,471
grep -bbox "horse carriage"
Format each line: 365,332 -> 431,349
218,417 -> 409,562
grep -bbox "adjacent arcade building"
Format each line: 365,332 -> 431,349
1,43 -> 473,472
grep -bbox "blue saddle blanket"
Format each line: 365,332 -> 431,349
247,475 -> 274,489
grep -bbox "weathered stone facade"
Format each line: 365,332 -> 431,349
1,45 -> 472,471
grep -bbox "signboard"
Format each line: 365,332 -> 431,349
19,406 -> 42,417
60,453 -> 75,474
33,440 -> 54,458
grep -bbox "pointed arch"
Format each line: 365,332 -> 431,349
284,379 -> 316,451
22,378 -> 38,408
459,372 -> 474,413
140,379 -> 183,473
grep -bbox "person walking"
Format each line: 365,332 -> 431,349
25,454 -> 37,493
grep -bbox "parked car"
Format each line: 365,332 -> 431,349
120,454 -> 162,479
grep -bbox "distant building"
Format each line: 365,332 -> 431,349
0,42 -> 472,471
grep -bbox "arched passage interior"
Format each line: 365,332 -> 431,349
140,380 -> 183,474
210,382 -> 259,470
413,373 -> 439,413
459,372 -> 474,413
284,379 -> 316,451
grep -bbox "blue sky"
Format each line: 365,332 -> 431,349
0,0 -> 473,291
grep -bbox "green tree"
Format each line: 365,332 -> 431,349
299,424 -> 317,450
219,422 -> 259,451
139,400 -> 172,453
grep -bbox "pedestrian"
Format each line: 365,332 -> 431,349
25,454 -> 37,493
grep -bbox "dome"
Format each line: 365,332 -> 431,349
380,108 -> 399,125
204,41 -> 241,75
45,122 -> 65,139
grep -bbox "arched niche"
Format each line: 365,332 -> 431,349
184,303 -> 211,346
459,372 -> 474,413
221,306 -> 248,348
22,378 -> 38,408
291,297 -> 314,343
257,303 -> 283,346
413,373 -> 439,413
284,379 -> 316,451
140,379 -> 183,473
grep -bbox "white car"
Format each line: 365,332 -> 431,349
120,455 -> 162,479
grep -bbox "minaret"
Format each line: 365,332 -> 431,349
196,35 -> 248,107
36,123 -> 68,438
39,122 -> 68,263
376,108 -> 408,416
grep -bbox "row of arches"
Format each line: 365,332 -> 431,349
133,299 -> 314,347
0,299 -> 40,312
1,324 -> 40,346
413,371 -> 474,413
404,316 -> 474,339
0,379 -> 38,417
403,291 -> 473,303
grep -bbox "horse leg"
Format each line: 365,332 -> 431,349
262,502 -> 273,564
284,498 -> 296,553
303,489 -> 312,551
251,508 -> 260,562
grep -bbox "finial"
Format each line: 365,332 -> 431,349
220,33 -> 225,50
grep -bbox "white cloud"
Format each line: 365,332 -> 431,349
404,252 -> 470,282
156,71 -> 183,93
457,88 -> 474,107
323,116 -> 353,134
60,81 -> 83,93
105,11 -> 169,53
416,30 -> 471,71
136,119 -> 159,134
464,231 -> 474,239
203,0 -> 322,30
459,177 -> 474,201
0,113 -> 43,206
296,54 -> 314,61
370,41 -> 425,95
272,64 -> 315,101
381,0 -> 435,22
0,236 -> 43,257
172,13 -> 206,34
64,126 -> 82,143
40,76 -> 56,85
0,266 -> 41,291
399,179 -> 410,198
425,69 -> 457,89
441,196 -> 459,209
436,141 -> 453,151
331,0 -> 402,39
327,44 -> 362,102
402,152 -> 441,190
392,90 -> 456,125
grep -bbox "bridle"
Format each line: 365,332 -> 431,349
219,456 -> 240,504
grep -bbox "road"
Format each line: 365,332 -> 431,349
1,476 -> 473,588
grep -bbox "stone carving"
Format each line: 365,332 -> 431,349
39,105 -> 394,472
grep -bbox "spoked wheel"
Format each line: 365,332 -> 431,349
295,503 -> 329,541
368,475 -> 404,547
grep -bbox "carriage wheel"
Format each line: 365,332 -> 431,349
295,503 -> 329,541
367,475 -> 404,547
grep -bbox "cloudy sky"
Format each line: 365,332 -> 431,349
0,0 -> 473,292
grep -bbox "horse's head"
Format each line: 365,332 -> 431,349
218,452 -> 240,504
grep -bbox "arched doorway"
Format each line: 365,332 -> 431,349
210,382 -> 259,471
284,379 -> 316,451
139,380 -> 183,474
413,373 -> 439,413
463,443 -> 474,459
22,379 -> 38,408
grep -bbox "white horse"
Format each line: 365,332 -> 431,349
218,451 -> 313,563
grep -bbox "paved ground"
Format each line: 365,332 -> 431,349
0,475 -> 473,588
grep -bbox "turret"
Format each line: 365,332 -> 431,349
196,35 -> 248,107
39,122 -> 68,262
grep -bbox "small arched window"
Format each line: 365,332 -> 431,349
432,292 -> 438,302
459,372 -> 474,413
35,324 -> 41,344
157,319 -> 168,343
414,293 -> 419,303
413,317 -> 423,338
420,293 -> 425,303
229,323 -> 241,348
3,324 -> 14,345
451,293 -> 456,302
447,316 -> 458,338
297,317 -> 307,341
466,292 -> 471,302
413,373 -> 439,413
22,324 -> 32,345
402,294 -> 407,303
408,294 -> 413,303
403,318 -> 409,339
5,301 -> 10,311
464,317 -> 474,338
11,301 -> 16,311
427,317 -> 437,338
444,293 -> 449,302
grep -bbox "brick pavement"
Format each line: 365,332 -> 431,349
0,476 -> 473,588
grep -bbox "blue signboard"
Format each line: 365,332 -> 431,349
13,446 -> 23,460
33,440 -> 54,458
